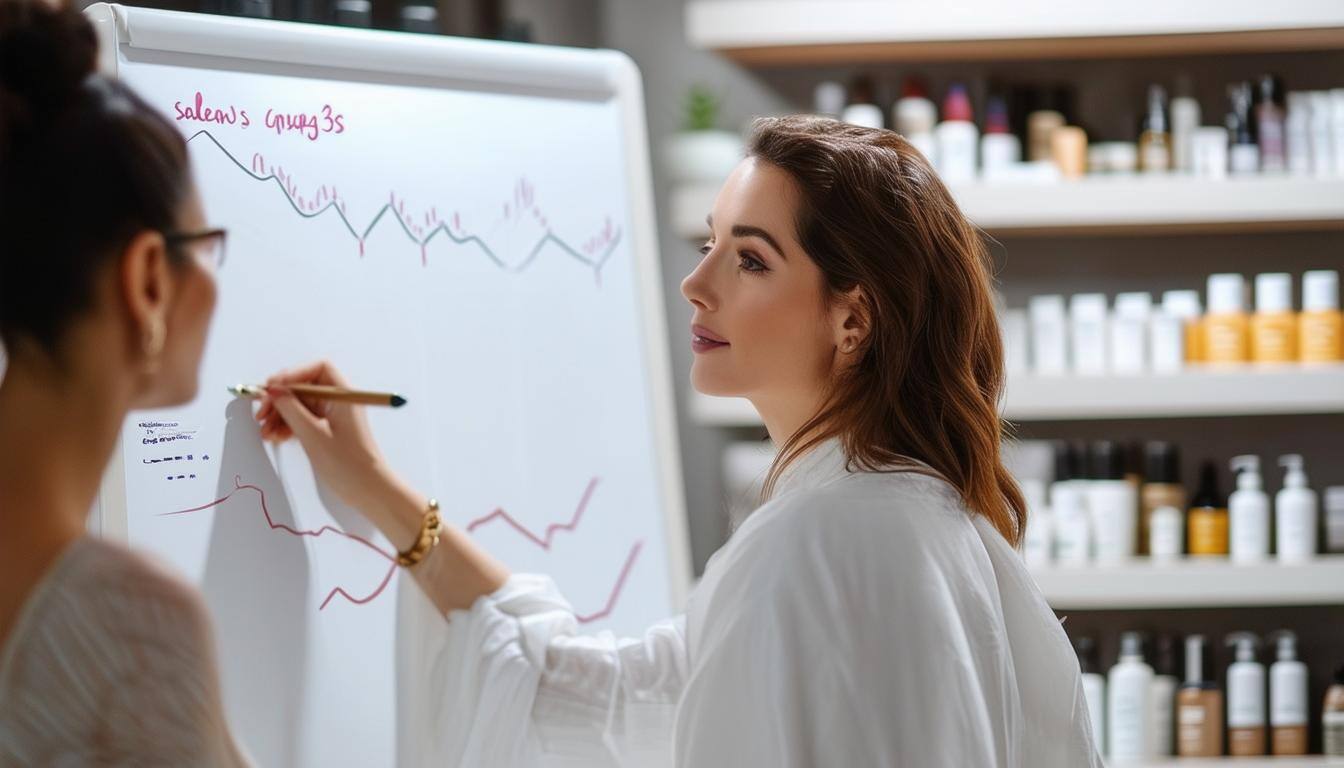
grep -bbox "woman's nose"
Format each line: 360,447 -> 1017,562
681,250 -> 717,311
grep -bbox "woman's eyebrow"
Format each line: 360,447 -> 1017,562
730,224 -> 787,261
704,215 -> 788,261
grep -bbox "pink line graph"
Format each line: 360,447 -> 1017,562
465,476 -> 600,549
464,476 -> 643,624
164,475 -> 641,620
160,476 -> 397,610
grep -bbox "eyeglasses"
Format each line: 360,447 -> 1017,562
164,228 -> 228,271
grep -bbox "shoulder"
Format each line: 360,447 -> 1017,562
751,469 -> 977,559
57,538 -> 214,659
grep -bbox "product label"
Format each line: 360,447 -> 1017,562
1188,510 -> 1229,555
1228,675 -> 1266,727
1110,685 -> 1147,758
1179,705 -> 1206,725
1300,315 -> 1344,363
1325,712 -> 1344,756
1206,316 -> 1249,363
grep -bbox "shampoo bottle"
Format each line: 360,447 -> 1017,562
1205,273 -> 1249,365
1109,631 -> 1154,763
1269,630 -> 1309,755
1052,440 -> 1091,565
1228,455 -> 1270,563
1149,635 -> 1180,757
1226,632 -> 1267,757
1300,270 -> 1344,363
1076,636 -> 1107,755
934,83 -> 978,184
1251,272 -> 1298,364
1177,635 -> 1224,757
1088,440 -> 1138,563
1275,454 -> 1318,562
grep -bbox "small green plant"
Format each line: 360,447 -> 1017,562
682,85 -> 722,132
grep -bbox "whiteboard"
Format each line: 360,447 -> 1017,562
86,6 -> 690,767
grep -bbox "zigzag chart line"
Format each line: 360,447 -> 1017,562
185,129 -> 622,281
164,474 -> 641,621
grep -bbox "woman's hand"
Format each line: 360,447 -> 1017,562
255,360 -> 411,524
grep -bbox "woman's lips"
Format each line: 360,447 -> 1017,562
692,324 -> 729,353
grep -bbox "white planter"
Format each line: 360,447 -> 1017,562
662,129 -> 743,185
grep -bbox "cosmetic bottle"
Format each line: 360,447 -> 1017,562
893,77 -> 937,164
1275,454 -> 1318,562
1088,440 -> 1137,564
1076,636 -> 1107,754
1149,635 -> 1180,757
1268,630 -> 1308,755
935,83 -> 978,184
1110,292 -> 1151,374
1070,293 -> 1109,375
1255,74 -> 1287,172
1109,631 -> 1154,763
1188,462 -> 1229,557
1228,455 -> 1270,564
1286,91 -> 1312,174
841,76 -> 884,129
1251,272 -> 1297,364
1162,289 -> 1203,363
1205,274 -> 1249,365
1227,82 -> 1260,175
1052,441 -> 1091,565
1300,270 -> 1344,363
1326,665 -> 1344,757
980,93 -> 1020,179
1309,91 -> 1335,176
1139,84 -> 1172,173
1170,77 -> 1201,173
1141,441 -> 1185,559
1226,632 -> 1267,757
1030,295 -> 1069,375
1178,635 -> 1224,757
1326,486 -> 1344,555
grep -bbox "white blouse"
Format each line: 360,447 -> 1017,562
0,536 -> 250,767
397,439 -> 1103,767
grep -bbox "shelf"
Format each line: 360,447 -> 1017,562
689,365 -> 1344,426
671,176 -> 1344,240
1031,556 -> 1344,610
1139,759 -> 1333,767
686,1 -> 1344,64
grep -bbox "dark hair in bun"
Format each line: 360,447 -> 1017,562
1,0 -> 191,354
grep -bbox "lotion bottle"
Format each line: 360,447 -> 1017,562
1275,454 -> 1318,562
1109,631 -> 1154,763
1229,455 -> 1270,563
1269,630 -> 1309,755
1226,632 -> 1267,757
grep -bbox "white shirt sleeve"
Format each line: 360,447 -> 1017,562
395,573 -> 687,768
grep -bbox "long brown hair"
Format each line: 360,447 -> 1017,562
753,115 -> 1026,547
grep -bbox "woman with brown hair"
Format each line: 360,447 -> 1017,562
0,2 -> 247,764
260,116 -> 1101,766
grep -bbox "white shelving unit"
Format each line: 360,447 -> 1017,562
671,176 -> 1344,240
1139,758 -> 1333,767
689,365 -> 1344,426
686,0 -> 1344,63
1031,557 -> 1344,610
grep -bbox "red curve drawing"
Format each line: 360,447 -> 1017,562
160,476 -> 397,610
465,476 -> 600,549
164,474 -> 642,621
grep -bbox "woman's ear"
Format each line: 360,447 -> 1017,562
119,229 -> 174,359
832,285 -> 871,352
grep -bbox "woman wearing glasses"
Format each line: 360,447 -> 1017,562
0,3 -> 246,765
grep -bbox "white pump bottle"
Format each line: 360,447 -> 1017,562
1229,455 -> 1270,563
1276,455 -> 1318,562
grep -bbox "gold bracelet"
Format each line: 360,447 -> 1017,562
395,497 -> 442,568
